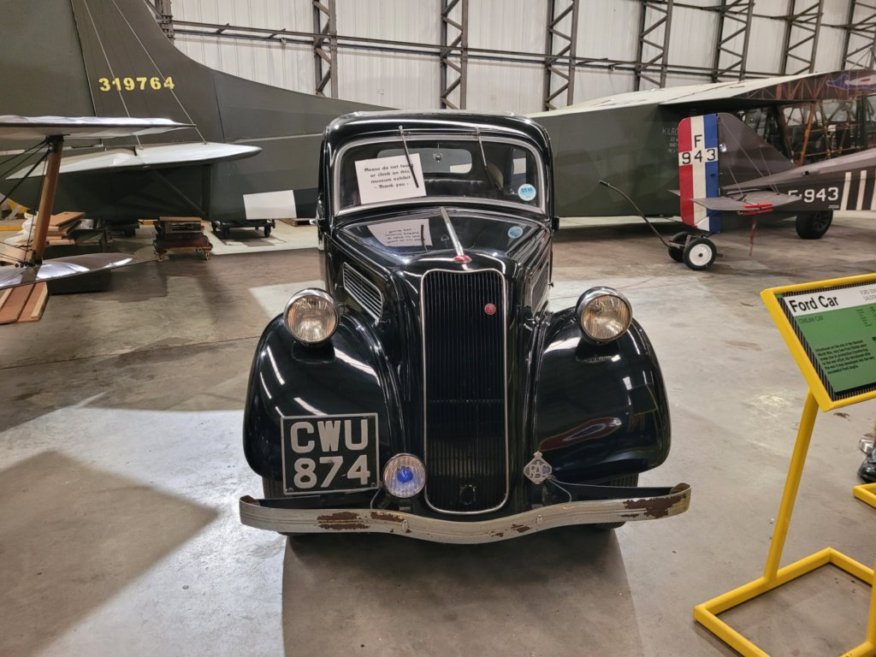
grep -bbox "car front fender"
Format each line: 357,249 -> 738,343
531,309 -> 671,480
243,314 -> 401,480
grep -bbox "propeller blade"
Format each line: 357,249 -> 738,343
0,253 -> 144,291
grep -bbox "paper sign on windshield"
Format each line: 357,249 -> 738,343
368,219 -> 433,248
355,154 -> 426,205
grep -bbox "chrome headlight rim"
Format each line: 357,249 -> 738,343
283,288 -> 338,345
382,453 -> 426,499
576,286 -> 632,344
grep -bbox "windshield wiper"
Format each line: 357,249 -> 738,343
398,126 -> 420,189
476,127 -> 502,192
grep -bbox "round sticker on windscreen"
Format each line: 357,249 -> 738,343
508,225 -> 524,239
518,183 -> 537,201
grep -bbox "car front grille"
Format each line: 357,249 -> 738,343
421,269 -> 508,514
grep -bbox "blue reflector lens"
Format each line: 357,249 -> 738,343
383,454 -> 426,498
397,466 -> 413,483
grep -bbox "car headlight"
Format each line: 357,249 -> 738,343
577,287 -> 632,343
383,454 -> 426,498
284,289 -> 338,345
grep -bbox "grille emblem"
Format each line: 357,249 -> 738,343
484,303 -> 497,316
459,484 -> 477,506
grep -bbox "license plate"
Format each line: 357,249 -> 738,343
281,413 -> 379,494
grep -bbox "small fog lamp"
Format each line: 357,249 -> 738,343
383,454 -> 426,498
577,287 -> 632,343
284,289 -> 338,345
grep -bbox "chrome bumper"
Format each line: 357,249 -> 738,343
239,482 -> 691,544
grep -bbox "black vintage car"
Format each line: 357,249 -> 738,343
239,111 -> 690,543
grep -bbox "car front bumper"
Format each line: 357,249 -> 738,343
239,482 -> 691,544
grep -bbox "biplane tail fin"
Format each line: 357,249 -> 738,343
677,115 -> 722,231
677,112 -> 795,231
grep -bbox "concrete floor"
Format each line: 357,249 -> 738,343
1,214 -> 874,657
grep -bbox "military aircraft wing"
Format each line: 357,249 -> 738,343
690,191 -> 799,214
0,115 -> 196,292
656,72 -> 815,107
0,115 -> 191,140
7,142 -> 262,179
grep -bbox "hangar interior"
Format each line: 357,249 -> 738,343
166,0 -> 875,110
1,1 -> 876,657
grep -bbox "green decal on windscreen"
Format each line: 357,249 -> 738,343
779,282 -> 876,396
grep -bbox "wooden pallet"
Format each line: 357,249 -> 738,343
4,211 -> 86,247
0,282 -> 49,325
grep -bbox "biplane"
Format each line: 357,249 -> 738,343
666,111 -> 876,269
533,68 -> 876,225
0,116 -> 191,292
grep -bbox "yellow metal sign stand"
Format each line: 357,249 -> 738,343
694,273 -> 876,657
855,482 -> 876,510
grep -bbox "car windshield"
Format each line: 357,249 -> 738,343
334,136 -> 545,214
341,210 -> 544,257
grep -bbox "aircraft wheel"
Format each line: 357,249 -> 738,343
683,237 -> 717,271
211,221 -> 219,235
668,231 -> 688,263
795,211 -> 833,239
220,226 -> 230,240
263,224 -> 272,237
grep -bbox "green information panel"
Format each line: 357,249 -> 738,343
776,280 -> 876,403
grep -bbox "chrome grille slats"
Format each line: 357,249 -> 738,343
421,269 -> 509,514
343,263 -> 383,320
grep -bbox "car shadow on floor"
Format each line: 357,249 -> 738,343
281,527 -> 646,657
0,451 -> 217,657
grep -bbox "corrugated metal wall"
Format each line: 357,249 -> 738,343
173,0 -> 314,92
816,1 -> 853,72
171,0 -> 872,112
335,0 -> 439,108
574,0 -> 642,99
749,2 -> 787,75
467,0 -> 545,112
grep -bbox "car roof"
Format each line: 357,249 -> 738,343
325,110 -> 551,152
